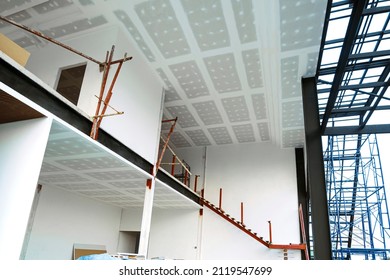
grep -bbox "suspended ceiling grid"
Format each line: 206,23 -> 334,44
39,120 -> 200,209
0,0 -> 327,149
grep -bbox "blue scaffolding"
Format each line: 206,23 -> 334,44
307,0 -> 390,259
323,134 -> 390,259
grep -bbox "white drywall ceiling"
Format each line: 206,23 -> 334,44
0,0 -> 327,148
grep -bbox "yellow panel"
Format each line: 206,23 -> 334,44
0,33 -> 30,66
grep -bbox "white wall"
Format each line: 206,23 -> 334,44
25,26 -> 164,164
177,142 -> 302,260
120,208 -> 143,231
0,118 -> 52,260
24,186 -> 122,260
148,208 -> 199,260
117,231 -> 139,253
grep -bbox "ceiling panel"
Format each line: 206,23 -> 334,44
282,128 -> 305,148
135,0 -> 191,58
169,60 -> 210,99
221,96 -> 250,123
192,100 -> 223,125
156,68 -> 181,102
242,49 -> 263,88
231,0 -> 257,44
32,0 -> 73,14
38,121 -> 199,209
232,123 -> 255,143
181,0 -> 230,51
204,53 -> 242,93
207,126 -> 233,145
164,131 -> 192,148
185,129 -> 211,146
166,105 -> 199,128
251,94 -> 267,120
279,0 -> 325,51
114,9 -> 156,62
257,122 -> 270,141
281,56 -> 300,99
282,100 -> 304,128
0,0 -> 328,149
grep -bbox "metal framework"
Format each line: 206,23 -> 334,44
313,0 -> 390,259
317,0 -> 390,134
324,134 -> 390,259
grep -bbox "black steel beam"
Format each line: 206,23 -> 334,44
363,5 -> 390,15
320,0 -> 368,132
295,148 -> 310,260
360,64 -> 390,127
319,58 -> 390,76
324,124 -> 390,135
339,81 -> 388,91
323,105 -> 390,118
302,77 -> 332,260
156,170 -> 200,206
348,50 -> 390,60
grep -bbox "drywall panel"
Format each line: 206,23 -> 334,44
117,231 -> 139,254
120,208 -> 143,231
25,26 -> 164,164
204,143 -> 301,259
24,186 -> 122,260
179,142 -> 302,260
99,28 -> 164,165
0,118 -> 52,260
148,208 -> 199,260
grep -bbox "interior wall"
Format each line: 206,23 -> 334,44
25,26 -> 164,164
178,142 -> 301,260
148,208 -> 199,260
119,208 -> 143,231
117,231 -> 139,254
0,118 -> 52,260
24,186 -> 122,260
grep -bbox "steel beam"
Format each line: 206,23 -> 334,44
295,148 -> 310,259
324,124 -> 390,135
319,58 -> 390,76
363,5 -> 390,15
321,105 -> 390,118
348,50 -> 390,60
302,77 -> 332,259
339,81 -> 388,91
320,0 -> 367,132
360,64 -> 390,127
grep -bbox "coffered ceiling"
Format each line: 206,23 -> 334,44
0,0 -> 327,149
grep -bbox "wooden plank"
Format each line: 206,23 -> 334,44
0,33 -> 30,66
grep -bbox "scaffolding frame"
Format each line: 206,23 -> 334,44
324,134 -> 390,259
307,0 -> 390,259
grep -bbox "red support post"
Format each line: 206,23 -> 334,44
219,188 -> 223,209
241,202 -> 244,225
184,169 -> 188,187
199,188 -> 205,216
268,221 -> 273,244
171,155 -> 176,176
156,117 -> 178,170
299,204 -> 310,260
194,175 -> 199,193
